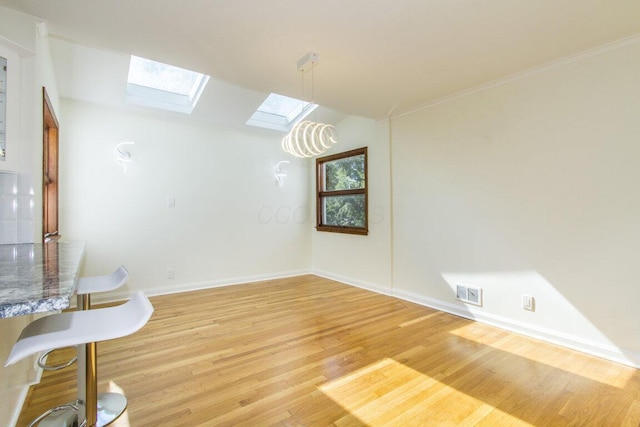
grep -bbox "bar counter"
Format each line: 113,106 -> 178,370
0,241 -> 85,318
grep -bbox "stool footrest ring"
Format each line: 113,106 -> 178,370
27,402 -> 78,427
37,348 -> 77,371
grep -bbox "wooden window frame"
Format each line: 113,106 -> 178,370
316,147 -> 368,235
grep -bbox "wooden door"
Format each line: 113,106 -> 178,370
43,88 -> 59,242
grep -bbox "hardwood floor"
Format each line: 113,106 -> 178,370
16,275 -> 640,426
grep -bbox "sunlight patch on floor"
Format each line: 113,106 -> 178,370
319,358 -> 526,426
448,323 -> 634,389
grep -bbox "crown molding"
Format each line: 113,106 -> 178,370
383,33 -> 640,122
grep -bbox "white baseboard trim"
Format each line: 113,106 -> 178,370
393,288 -> 640,369
313,269 -> 640,369
81,268 -> 640,369
312,269 -> 393,297
87,269 -> 313,306
8,386 -> 29,427
9,359 -> 44,427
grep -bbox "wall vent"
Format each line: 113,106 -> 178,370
456,284 -> 482,307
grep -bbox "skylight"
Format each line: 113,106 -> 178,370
126,56 -> 209,114
246,93 -> 318,132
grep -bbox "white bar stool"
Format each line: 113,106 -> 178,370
76,265 -> 130,309
6,291 -> 154,427
38,266 -> 129,371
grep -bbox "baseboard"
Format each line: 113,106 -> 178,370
8,358 -> 44,427
7,386 -> 29,427
86,268 -> 313,305
83,268 -> 640,369
312,269 -> 393,296
8,387 -> 24,427
313,269 -> 640,369
393,288 -> 640,369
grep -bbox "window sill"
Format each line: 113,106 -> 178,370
316,225 -> 368,236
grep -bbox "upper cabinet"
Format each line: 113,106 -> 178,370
0,45 -> 20,172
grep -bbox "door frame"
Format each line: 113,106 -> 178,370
42,87 -> 60,242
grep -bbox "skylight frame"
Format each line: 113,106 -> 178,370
246,93 -> 318,132
126,55 -> 210,114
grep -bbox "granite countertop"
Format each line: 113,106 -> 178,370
0,241 -> 86,318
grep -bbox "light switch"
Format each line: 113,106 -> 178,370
523,295 -> 535,311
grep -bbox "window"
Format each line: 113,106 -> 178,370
316,147 -> 368,235
246,93 -> 317,131
126,55 -> 209,114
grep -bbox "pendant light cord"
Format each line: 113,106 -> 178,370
281,53 -> 338,158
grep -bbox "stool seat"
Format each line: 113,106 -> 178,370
6,291 -> 153,367
76,265 -> 129,295
38,265 -> 130,371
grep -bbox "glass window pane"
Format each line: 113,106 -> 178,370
322,194 -> 366,228
324,154 -> 365,191
126,55 -> 209,114
257,93 -> 310,122
246,93 -> 318,132
128,55 -> 203,96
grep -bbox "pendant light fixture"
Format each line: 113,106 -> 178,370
282,53 -> 338,158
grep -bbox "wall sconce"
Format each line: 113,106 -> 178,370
115,142 -> 135,173
275,160 -> 289,186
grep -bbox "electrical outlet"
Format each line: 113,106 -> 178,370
167,268 -> 175,279
522,295 -> 534,311
167,197 -> 176,208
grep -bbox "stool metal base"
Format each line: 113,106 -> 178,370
94,392 -> 127,427
35,393 -> 127,427
28,403 -> 78,427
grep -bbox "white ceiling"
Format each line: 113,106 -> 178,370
2,0 -> 640,124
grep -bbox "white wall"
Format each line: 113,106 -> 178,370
312,115 -> 393,292
3,8 -> 640,426
59,100 -> 312,298
390,40 -> 640,366
0,10 -> 61,427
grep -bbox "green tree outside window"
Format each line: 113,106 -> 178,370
316,147 -> 368,235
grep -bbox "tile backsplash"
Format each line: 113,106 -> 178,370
0,171 -> 34,244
